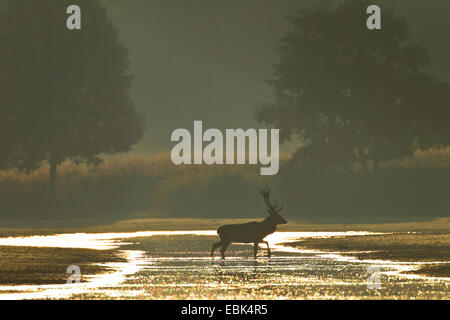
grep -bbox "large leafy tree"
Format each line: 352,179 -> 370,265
257,0 -> 450,170
0,0 -> 143,198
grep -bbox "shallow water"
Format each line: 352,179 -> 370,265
0,231 -> 448,299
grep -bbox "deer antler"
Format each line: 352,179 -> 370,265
259,188 -> 283,212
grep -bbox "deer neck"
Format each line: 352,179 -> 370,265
261,215 -> 278,232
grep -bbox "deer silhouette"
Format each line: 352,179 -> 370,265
211,188 -> 287,259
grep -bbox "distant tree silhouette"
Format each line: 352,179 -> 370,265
0,0 -> 143,201
257,0 -> 450,170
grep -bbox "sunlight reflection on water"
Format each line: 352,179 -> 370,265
0,231 -> 218,250
0,230 -> 376,250
0,230 -> 447,300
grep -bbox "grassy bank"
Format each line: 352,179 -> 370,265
0,246 -> 126,285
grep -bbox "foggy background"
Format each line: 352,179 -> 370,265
102,0 -> 450,153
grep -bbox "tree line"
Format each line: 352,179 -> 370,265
0,0 -> 448,219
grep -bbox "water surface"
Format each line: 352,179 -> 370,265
0,231 -> 448,299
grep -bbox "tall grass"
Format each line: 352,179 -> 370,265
384,146 -> 450,169
0,148 -> 449,221
0,153 -> 270,219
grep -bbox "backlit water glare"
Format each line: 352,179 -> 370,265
0,231 -> 448,299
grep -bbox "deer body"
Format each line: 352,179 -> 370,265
217,218 -> 276,243
211,189 -> 287,259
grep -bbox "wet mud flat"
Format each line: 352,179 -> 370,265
71,233 -> 450,300
0,246 -> 126,285
0,221 -> 448,299
284,232 -> 450,277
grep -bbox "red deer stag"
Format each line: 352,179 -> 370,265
211,188 -> 287,259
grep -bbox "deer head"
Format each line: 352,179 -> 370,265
259,188 -> 287,225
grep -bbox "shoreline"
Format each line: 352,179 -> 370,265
1,217 -> 449,236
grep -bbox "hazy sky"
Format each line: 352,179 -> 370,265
102,0 -> 450,153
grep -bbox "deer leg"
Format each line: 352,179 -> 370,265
253,242 -> 259,259
262,240 -> 271,258
211,241 -> 223,257
220,241 -> 230,259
